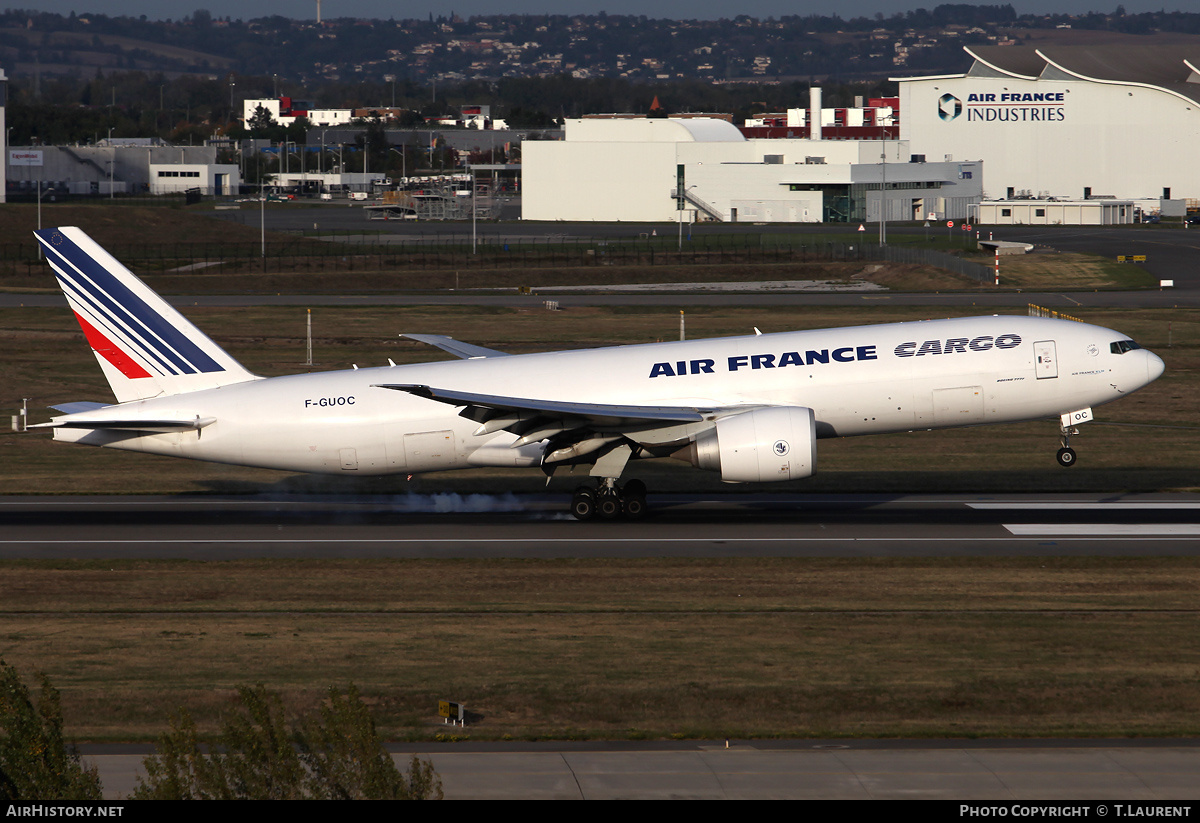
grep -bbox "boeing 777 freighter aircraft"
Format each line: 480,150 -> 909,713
33,227 -> 1164,519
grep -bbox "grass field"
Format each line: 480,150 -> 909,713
0,204 -> 1158,293
1,557 -> 1198,741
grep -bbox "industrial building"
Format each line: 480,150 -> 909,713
243,97 -> 354,128
974,199 -> 1136,226
521,111 -> 981,224
897,44 -> 1200,205
741,96 -> 898,140
243,99 -> 507,130
6,140 -> 240,197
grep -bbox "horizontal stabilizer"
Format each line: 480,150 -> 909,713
31,416 -> 216,433
374,383 -> 709,424
49,401 -> 109,415
401,334 -> 509,360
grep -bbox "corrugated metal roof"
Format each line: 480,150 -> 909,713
965,45 -> 1200,105
965,46 -> 1045,79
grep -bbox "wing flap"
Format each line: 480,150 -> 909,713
373,383 -> 709,425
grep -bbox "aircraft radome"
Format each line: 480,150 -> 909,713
32,226 -> 1164,520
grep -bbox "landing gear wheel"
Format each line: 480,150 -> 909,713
570,487 -> 596,521
623,494 -> 647,519
621,479 -> 648,519
596,488 -> 623,520
1056,447 -> 1077,467
622,479 -> 647,499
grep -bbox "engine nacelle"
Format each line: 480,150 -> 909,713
682,406 -> 817,483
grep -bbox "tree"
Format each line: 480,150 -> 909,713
0,661 -> 103,802
247,104 -> 278,136
134,685 -> 442,800
297,685 -> 441,800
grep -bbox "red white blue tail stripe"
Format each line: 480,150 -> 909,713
37,228 -> 223,377
35,227 -> 256,402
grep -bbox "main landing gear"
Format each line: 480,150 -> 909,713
570,478 -> 648,521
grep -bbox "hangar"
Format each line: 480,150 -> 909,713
521,116 -> 981,223
6,140 -> 240,197
897,44 -> 1200,204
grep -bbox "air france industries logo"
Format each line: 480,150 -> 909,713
938,93 -> 962,121
959,91 -> 1067,123
773,440 -> 790,457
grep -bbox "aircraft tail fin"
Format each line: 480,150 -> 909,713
35,227 -> 258,403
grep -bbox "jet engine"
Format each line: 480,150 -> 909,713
676,406 -> 816,483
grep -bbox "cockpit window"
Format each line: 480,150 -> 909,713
1110,340 -> 1142,354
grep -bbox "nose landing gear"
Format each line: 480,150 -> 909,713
1057,424 -> 1079,467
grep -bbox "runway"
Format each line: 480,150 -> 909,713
83,739 -> 1200,800
3,492 -> 1200,558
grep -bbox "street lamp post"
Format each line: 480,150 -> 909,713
259,152 -> 265,259
36,179 -> 43,259
879,142 -> 887,247
389,146 -> 406,182
678,185 -> 696,252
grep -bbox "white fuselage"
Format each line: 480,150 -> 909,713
54,315 -> 1163,476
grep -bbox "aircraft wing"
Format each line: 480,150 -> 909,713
401,334 -> 509,360
374,383 -> 710,425
373,383 -> 723,459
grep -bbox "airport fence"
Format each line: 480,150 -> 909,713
2,233 -> 993,283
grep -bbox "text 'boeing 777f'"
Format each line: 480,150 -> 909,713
33,227 -> 1164,519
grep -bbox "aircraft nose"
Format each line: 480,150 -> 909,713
1146,351 -> 1165,384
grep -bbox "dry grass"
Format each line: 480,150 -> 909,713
0,204 -> 1155,292
987,252 -> 1150,290
4,205 -> 302,248
2,303 -> 1197,495
1,558 -> 1199,740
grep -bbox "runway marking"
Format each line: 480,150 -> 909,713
972,502 -> 1200,510
0,500 -> 276,506
1004,524 -> 1200,535
3,536 -> 1200,545
9,497 -> 1199,509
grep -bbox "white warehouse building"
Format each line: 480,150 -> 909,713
522,117 -> 982,224
897,44 -> 1200,203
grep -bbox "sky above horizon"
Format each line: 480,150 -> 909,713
10,1 -> 1193,22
